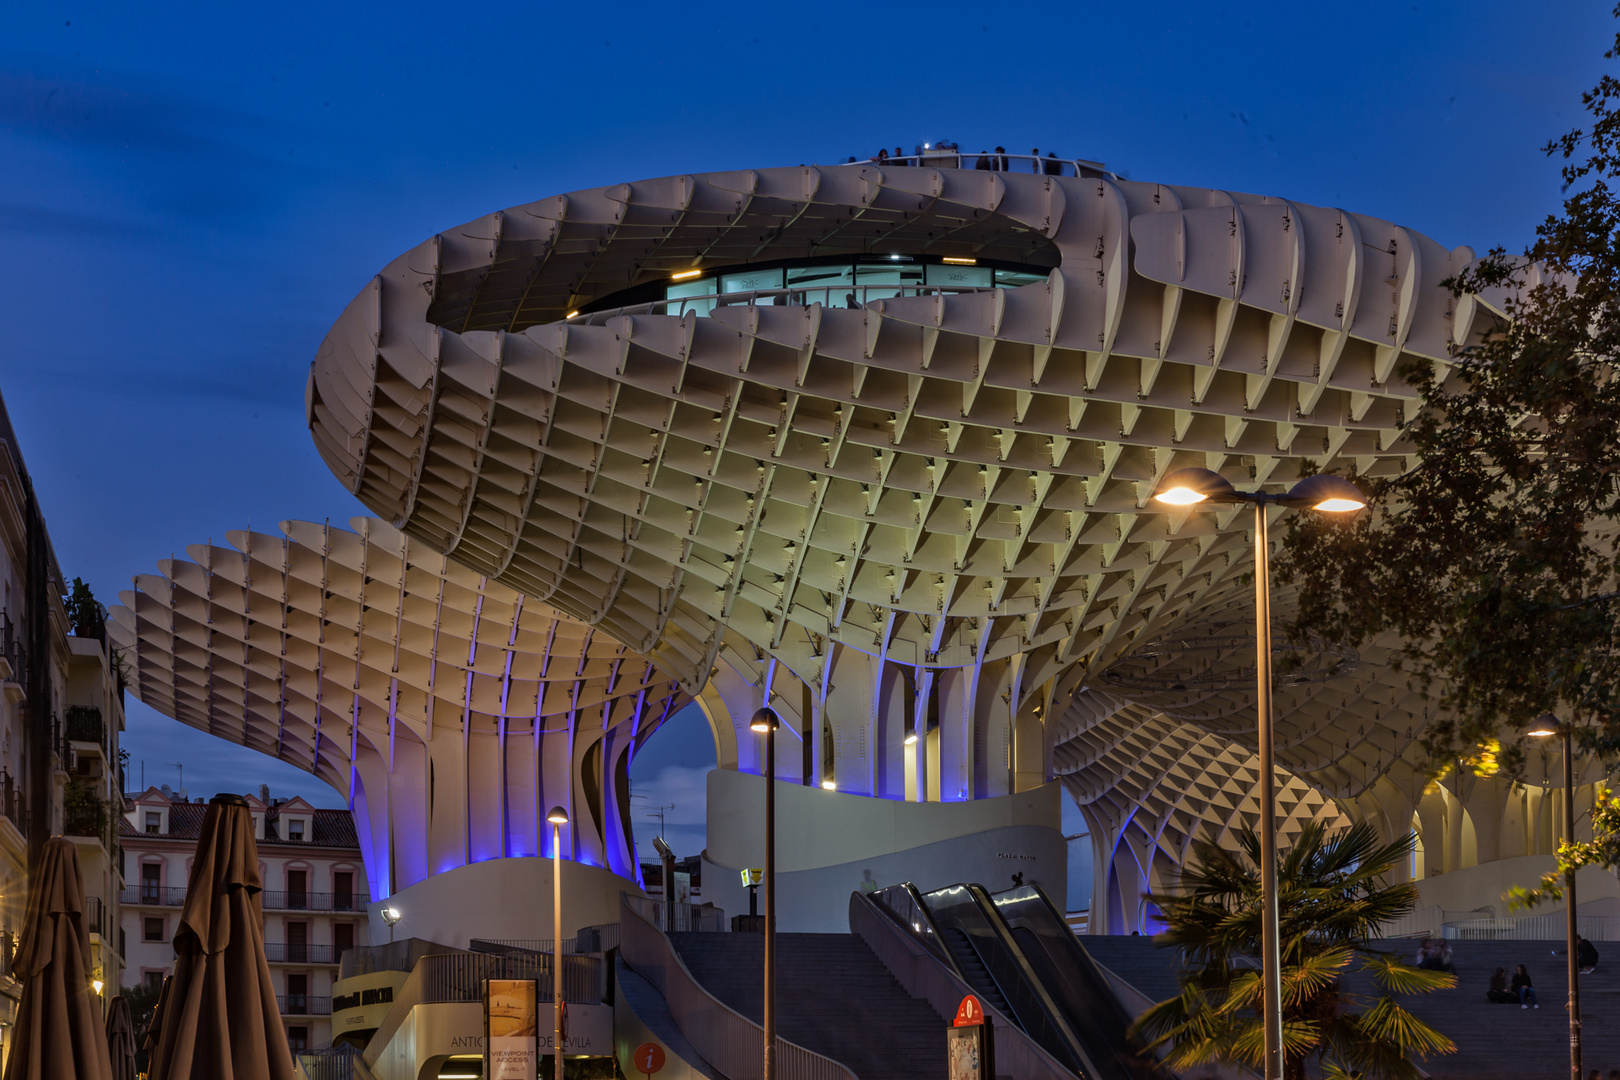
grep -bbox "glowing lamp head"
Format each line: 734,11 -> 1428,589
904,732 -> 919,746
1528,714 -> 1561,738
546,805 -> 570,825
1285,474 -> 1366,513
380,907 -> 402,926
821,780 -> 837,791
92,979 -> 103,995
1155,486 -> 1207,506
750,707 -> 780,733
1153,467 -> 1238,507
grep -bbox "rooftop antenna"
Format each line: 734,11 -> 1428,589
645,803 -> 676,838
164,762 -> 183,793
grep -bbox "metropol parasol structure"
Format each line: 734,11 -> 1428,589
112,152 -> 1585,935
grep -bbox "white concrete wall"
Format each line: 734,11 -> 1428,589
702,771 -> 1065,932
365,857 -> 644,949
1413,853 -> 1620,915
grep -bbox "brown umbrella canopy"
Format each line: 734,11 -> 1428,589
2,836 -> 113,1080
105,995 -> 137,1080
148,794 -> 296,1080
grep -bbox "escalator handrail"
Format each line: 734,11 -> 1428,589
994,885 -> 1147,1038
849,890 -> 1079,1080
989,885 -> 1171,1080
963,883 -> 1105,1080
867,882 -> 952,965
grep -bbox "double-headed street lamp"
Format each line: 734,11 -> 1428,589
547,804 -> 570,1080
1528,715 -> 1582,1080
749,706 -> 781,1080
1152,467 -> 1365,1080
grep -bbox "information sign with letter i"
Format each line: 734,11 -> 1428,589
947,994 -> 991,1080
633,1042 -> 666,1080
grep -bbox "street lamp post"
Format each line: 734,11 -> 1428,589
380,906 -> 401,945
1153,468 -> 1365,1080
749,707 -> 780,1080
547,805 -> 570,1080
1529,716 -> 1581,1080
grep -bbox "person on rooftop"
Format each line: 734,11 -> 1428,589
877,148 -> 889,164
894,146 -> 905,164
1043,151 -> 1063,176
995,146 -> 1008,171
975,151 -> 992,170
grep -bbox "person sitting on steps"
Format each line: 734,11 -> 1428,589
1552,934 -> 1600,974
1486,967 -> 1516,1004
1512,964 -> 1539,1009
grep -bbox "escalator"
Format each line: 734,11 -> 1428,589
870,881 -> 1166,1080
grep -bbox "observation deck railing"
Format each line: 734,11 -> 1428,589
573,283 -> 1002,326
841,151 -> 1111,177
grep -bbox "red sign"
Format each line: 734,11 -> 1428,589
953,994 -> 985,1027
634,1043 -> 667,1075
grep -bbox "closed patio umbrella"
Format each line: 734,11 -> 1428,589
3,835 -> 112,1080
148,793 -> 296,1080
105,995 -> 137,1080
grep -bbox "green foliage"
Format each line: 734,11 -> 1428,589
1508,784 -> 1620,909
119,981 -> 163,1074
1275,11 -> 1620,776
62,577 -> 106,638
62,778 -> 106,838
1131,821 -> 1455,1080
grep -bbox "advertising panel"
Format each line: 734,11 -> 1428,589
484,979 -> 538,1080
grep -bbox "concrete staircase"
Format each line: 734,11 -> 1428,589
1085,934 -> 1620,1080
669,932 -> 948,1080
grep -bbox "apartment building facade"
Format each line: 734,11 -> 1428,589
0,390 -> 124,1070
120,787 -> 370,1052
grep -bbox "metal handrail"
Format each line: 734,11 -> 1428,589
121,885 -> 187,906
64,705 -> 105,747
265,943 -> 339,964
850,890 -> 1075,1080
621,894 -> 725,933
841,151 -> 1111,176
868,883 -> 951,964
261,890 -> 369,912
1444,913 -> 1619,941
619,893 -> 855,1080
573,283 -> 1002,326
278,995 -> 333,1016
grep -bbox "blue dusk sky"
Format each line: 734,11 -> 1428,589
0,2 -> 1609,849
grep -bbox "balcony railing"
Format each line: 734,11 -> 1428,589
85,896 -> 107,936
64,706 -> 105,749
262,891 -> 368,912
277,995 -> 332,1016
0,612 -> 25,688
122,886 -> 369,912
264,943 -> 339,964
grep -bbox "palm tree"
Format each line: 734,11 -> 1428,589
1130,820 -> 1455,1080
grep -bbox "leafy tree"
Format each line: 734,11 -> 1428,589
62,576 -> 106,638
118,980 -> 163,1074
1275,11 -> 1620,778
1131,821 -> 1454,1080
